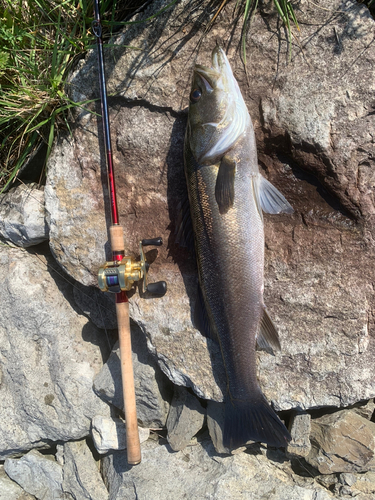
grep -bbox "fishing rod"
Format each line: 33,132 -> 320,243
92,0 -> 167,465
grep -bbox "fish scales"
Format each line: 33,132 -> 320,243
186,132 -> 263,399
184,46 -> 293,449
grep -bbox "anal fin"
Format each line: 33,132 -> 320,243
256,307 -> 281,354
215,156 -> 236,214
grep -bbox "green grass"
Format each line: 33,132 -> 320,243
0,0 -> 181,192
0,0 -> 98,191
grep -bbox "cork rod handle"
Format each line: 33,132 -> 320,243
110,225 -> 141,465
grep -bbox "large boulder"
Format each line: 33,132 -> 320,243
44,0 -> 375,411
0,245 -> 110,459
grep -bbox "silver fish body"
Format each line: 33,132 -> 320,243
184,47 -> 293,449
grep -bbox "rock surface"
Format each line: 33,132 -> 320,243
306,410 -> 375,474
1,1 -> 375,498
102,438 -> 334,500
352,398 -> 375,420
91,416 -> 150,454
0,184 -> 48,247
3,441 -> 109,500
286,412 -> 312,458
206,401 -> 230,454
62,440 -> 109,500
4,450 -> 65,500
0,465 -> 35,500
93,335 -> 172,427
166,385 -> 205,451
352,471 -> 375,496
44,0 -> 375,413
0,245 -> 110,459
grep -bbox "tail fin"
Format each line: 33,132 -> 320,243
223,393 -> 291,449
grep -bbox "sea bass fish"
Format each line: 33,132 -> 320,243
184,46 -> 293,449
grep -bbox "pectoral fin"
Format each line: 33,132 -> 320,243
256,307 -> 281,355
257,173 -> 293,214
215,156 -> 236,214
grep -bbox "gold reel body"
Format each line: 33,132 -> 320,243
98,238 -> 166,295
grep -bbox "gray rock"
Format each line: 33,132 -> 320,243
352,399 -> 375,420
0,245 -> 110,459
352,471 -> 375,496
4,450 -> 65,500
55,446 -> 64,467
286,412 -> 312,458
62,440 -> 109,500
93,331 -> 172,427
306,410 -> 375,474
316,474 -> 338,490
102,438 -> 333,500
73,283 -> 117,330
339,473 -> 357,487
91,416 -> 150,454
166,386 -> 205,451
0,184 -> 48,247
45,0 -> 375,413
0,465 -> 35,499
206,401 -> 229,454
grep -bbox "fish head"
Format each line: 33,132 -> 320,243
187,46 -> 250,165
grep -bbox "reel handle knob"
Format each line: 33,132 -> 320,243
142,237 -> 163,247
146,281 -> 167,296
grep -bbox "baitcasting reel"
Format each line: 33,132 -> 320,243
98,237 -> 167,296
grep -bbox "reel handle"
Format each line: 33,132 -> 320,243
142,237 -> 163,247
146,281 -> 167,296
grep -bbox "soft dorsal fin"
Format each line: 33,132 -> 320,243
256,307 -> 281,355
258,174 -> 293,214
215,156 -> 236,214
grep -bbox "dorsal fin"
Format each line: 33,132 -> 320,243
258,174 -> 293,214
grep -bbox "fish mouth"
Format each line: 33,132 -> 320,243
193,47 -> 233,92
194,65 -> 220,92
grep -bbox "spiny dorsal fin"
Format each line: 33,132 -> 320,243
256,307 -> 281,355
215,156 -> 236,214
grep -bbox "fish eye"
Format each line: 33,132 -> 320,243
190,89 -> 202,102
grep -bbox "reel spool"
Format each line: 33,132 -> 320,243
98,237 -> 167,296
